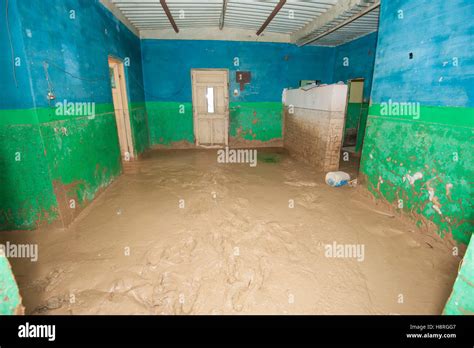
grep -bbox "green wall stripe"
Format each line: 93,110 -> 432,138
0,109 -> 38,126
360,105 -> 473,244
0,104 -> 116,126
368,104 -> 474,128
229,102 -> 282,141
146,101 -> 283,145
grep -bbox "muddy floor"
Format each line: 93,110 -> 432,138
1,149 -> 461,314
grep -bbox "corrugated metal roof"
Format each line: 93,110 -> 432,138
305,2 -> 380,46
225,0 -> 338,34
112,0 -> 223,29
109,0 -> 379,46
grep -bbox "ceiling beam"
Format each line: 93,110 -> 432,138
301,3 -> 379,46
219,0 -> 228,30
291,0 -> 373,44
296,1 -> 380,46
256,0 -> 286,36
159,0 -> 179,33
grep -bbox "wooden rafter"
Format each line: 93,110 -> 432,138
256,0 -> 286,36
160,0 -> 179,33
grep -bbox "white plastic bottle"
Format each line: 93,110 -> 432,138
325,171 -> 351,187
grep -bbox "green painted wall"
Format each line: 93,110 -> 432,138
0,0 -> 149,230
1,103 -> 150,230
360,105 -> 473,245
1,106 -> 147,231
146,102 -> 194,145
146,101 -> 282,146
444,237 -> 474,314
130,102 -> 150,155
355,103 -> 369,153
360,0 -> 473,246
345,103 -> 362,131
37,105 -> 122,213
0,104 -> 126,230
229,102 -> 282,142
0,110 -> 59,230
343,102 -> 369,152
0,256 -> 22,314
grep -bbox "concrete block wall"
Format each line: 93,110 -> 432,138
284,108 -> 344,172
283,84 -> 347,172
326,116 -> 345,170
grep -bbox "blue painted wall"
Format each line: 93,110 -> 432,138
14,0 -> 145,107
141,39 -> 336,103
370,0 -> 474,107
0,0 -> 35,110
360,0 -> 474,245
0,0 -> 148,232
333,32 -> 378,101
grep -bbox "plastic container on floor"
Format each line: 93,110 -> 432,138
325,171 -> 351,187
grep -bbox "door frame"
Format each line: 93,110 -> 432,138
191,68 -> 230,148
341,78 -> 365,150
108,55 -> 135,160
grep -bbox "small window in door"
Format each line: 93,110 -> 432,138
109,67 -> 116,89
206,87 -> 215,113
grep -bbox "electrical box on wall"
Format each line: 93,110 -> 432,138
236,71 -> 251,91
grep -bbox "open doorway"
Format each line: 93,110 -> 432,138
342,79 -> 364,150
191,69 -> 229,147
108,56 -> 134,161
340,78 -> 369,177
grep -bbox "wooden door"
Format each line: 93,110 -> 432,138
109,57 -> 134,161
191,69 -> 229,147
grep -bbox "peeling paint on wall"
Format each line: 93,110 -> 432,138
444,236 -> 474,314
360,0 -> 473,245
0,256 -> 23,315
0,0 -> 148,230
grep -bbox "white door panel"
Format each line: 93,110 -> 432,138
192,69 -> 229,147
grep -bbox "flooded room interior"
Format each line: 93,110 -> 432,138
0,0 -> 472,317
